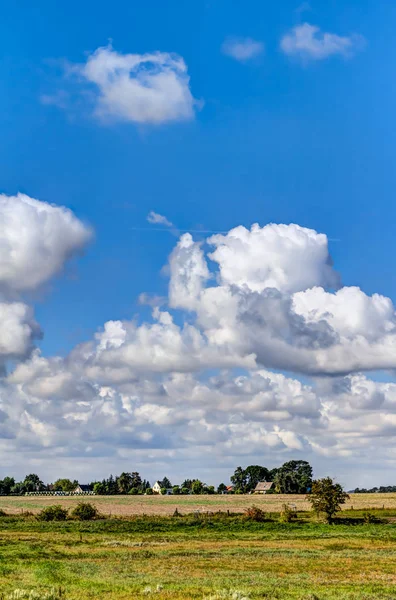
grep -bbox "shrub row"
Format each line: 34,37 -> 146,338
38,502 -> 99,522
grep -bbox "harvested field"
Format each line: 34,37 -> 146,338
1,492 -> 395,516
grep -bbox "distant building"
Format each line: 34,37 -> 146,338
253,481 -> 274,494
73,484 -> 93,494
152,481 -> 173,495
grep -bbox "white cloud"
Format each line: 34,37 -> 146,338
165,223 -> 396,376
0,302 -> 40,364
0,193 -> 91,374
147,210 -> 174,227
207,223 -> 340,293
0,193 -> 92,295
280,23 -> 365,60
78,44 -> 197,124
222,37 -> 264,61
3,212 -> 396,484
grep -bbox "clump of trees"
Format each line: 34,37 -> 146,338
0,474 -> 45,495
230,461 -> 313,494
91,473 -> 151,495
308,477 -> 349,523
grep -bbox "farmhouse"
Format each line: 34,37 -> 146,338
253,481 -> 274,494
152,481 -> 173,495
73,484 -> 93,494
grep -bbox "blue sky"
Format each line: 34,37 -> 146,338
1,0 -> 391,354
2,0 -> 396,485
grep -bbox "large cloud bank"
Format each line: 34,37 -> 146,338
1,201 -> 395,484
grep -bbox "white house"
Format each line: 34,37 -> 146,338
152,481 -> 173,495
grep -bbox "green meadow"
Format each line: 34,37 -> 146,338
1,508 -> 396,599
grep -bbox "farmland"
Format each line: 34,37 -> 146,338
1,492 -> 396,517
1,496 -> 396,598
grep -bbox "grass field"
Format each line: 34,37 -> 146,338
1,492 -> 396,516
2,511 -> 396,599
2,496 -> 396,599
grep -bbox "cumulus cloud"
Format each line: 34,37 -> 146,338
3,343 -> 395,485
147,211 -> 174,227
280,23 -> 365,60
3,214 -> 396,483
0,193 -> 91,374
208,223 -> 340,293
0,193 -> 92,294
0,303 -> 41,365
222,37 -> 264,61
76,44 -> 197,124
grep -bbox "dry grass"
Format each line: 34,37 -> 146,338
1,492 -> 395,516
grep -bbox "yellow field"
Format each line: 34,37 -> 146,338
1,492 -> 394,516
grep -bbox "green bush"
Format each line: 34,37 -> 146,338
145,488 -> 153,495
128,487 -> 139,495
37,505 -> 68,521
279,503 -> 296,523
70,502 -> 98,521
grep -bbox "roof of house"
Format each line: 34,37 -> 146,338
76,484 -> 91,492
254,481 -> 274,492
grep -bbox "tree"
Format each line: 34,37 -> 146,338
230,467 -> 248,493
172,485 -> 181,495
181,479 -> 193,490
0,477 -> 15,495
23,474 -> 45,492
130,472 -> 142,489
160,477 -> 172,489
53,478 -> 77,492
308,477 -> 349,523
117,472 -> 133,494
230,465 -> 271,493
217,483 -> 227,494
106,475 -> 118,495
274,461 -> 313,494
93,481 -> 106,495
191,480 -> 204,494
244,465 -> 271,493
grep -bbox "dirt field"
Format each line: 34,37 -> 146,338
1,492 -> 395,516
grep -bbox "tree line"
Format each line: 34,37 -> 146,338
0,459 -> 314,496
353,486 -> 396,494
